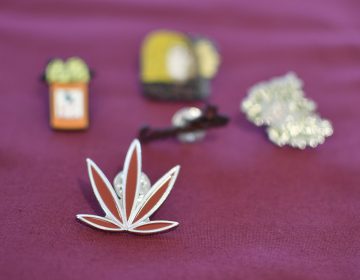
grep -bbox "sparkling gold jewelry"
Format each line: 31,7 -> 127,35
241,72 -> 333,149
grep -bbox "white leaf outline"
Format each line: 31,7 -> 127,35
86,159 -> 125,227
121,139 -> 142,225
128,165 -> 180,227
76,214 -> 124,231
128,220 -> 179,234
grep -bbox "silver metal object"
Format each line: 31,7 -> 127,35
171,107 -> 206,142
113,171 -> 151,207
241,72 -> 333,149
77,139 -> 180,234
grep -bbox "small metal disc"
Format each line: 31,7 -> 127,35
113,171 -> 151,206
171,107 -> 206,143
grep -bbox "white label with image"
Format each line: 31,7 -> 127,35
54,88 -> 84,119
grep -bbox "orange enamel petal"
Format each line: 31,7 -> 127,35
133,171 -> 175,223
90,165 -> 123,223
131,221 -> 178,234
124,145 -> 139,220
77,215 -> 122,230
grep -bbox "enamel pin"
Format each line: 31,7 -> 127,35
43,57 -> 92,130
141,30 -> 220,101
76,139 -> 180,234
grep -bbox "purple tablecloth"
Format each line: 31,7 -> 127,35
1,0 -> 359,279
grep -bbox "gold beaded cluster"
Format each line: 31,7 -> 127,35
241,72 -> 333,149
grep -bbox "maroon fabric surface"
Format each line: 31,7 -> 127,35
1,0 -> 360,279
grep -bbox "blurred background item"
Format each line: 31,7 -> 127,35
140,30 -> 220,101
43,57 -> 91,130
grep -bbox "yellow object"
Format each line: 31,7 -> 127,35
141,30 -> 194,83
194,40 -> 220,79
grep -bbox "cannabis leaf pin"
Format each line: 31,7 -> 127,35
76,139 -> 180,234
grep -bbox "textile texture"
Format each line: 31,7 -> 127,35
0,0 -> 359,279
